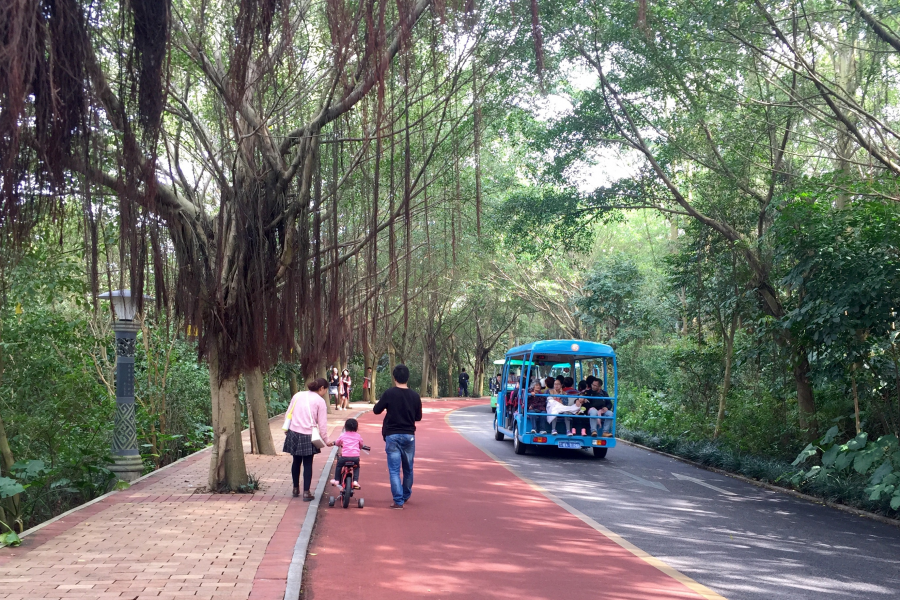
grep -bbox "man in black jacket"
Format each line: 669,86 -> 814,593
458,369 -> 469,397
373,364 -> 422,509
582,377 -> 613,437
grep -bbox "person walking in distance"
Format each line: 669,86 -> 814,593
458,368 -> 469,397
328,367 -> 340,410
339,369 -> 352,410
373,364 -> 422,509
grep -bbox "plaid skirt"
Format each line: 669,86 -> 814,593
283,429 -> 322,456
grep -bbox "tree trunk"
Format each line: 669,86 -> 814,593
388,343 -> 396,375
0,411 -> 22,532
248,402 -> 256,455
832,34 -> 857,209
289,372 -> 300,396
473,65 -> 483,235
421,345 -> 430,397
473,352 -> 486,398
369,368 -> 379,404
714,312 -> 738,439
301,356 -> 323,383
245,367 -> 277,455
431,362 -> 439,398
794,349 -> 817,436
851,365 -> 861,435
363,351 -> 376,403
448,362 -> 454,396
208,344 -> 249,491
472,343 -> 486,398
0,412 -> 13,476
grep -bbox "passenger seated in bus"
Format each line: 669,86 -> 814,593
540,378 -> 565,434
505,386 -> 521,429
577,380 -> 588,393
541,380 -> 586,435
563,376 -> 577,394
526,382 -> 545,433
544,376 -> 555,392
583,377 -> 613,437
547,396 -> 587,435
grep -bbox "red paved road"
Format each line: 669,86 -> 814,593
304,400 -> 715,600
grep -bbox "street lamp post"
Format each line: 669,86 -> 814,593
99,290 -> 152,483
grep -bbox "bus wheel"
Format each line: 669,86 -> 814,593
494,417 -> 504,441
513,432 -> 527,455
491,406 -> 496,413
593,447 -> 608,459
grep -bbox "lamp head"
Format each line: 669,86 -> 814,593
99,290 -> 154,321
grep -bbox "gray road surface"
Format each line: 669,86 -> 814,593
448,404 -> 900,600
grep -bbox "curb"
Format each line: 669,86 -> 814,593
617,438 -> 900,530
283,445 -> 337,600
283,408 -> 370,600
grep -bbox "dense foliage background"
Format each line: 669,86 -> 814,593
2,0 -> 900,530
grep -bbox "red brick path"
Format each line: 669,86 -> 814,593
0,406 -> 368,600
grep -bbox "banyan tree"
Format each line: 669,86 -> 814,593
0,0 -> 517,489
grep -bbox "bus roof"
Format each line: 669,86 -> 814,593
504,339 -> 615,358
493,358 -> 534,366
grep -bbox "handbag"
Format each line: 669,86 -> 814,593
303,394 -> 327,449
282,394 -> 297,431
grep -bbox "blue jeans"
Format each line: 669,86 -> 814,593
385,434 -> 415,505
588,408 -> 613,434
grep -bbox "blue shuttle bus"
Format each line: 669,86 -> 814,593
493,339 -> 617,458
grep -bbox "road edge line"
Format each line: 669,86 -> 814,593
283,408 -> 369,600
444,408 -> 727,600
617,439 -> 900,530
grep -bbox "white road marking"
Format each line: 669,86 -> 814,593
615,469 -> 669,491
673,472 -> 736,496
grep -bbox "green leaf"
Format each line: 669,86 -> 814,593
0,477 -> 25,499
878,434 -> 899,451
821,444 -> 840,467
892,493 -> 900,511
870,461 -> 894,485
792,443 -> 818,466
0,530 -> 21,547
846,432 -> 869,451
821,426 -> 840,445
854,451 -> 878,474
11,459 -> 46,479
834,451 -> 855,471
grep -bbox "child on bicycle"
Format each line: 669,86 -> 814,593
331,418 -> 364,490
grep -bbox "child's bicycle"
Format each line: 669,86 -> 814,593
328,445 -> 370,509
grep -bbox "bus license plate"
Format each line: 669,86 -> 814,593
557,440 -> 582,449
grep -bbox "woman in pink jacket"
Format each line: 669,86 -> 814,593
283,378 -> 332,501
